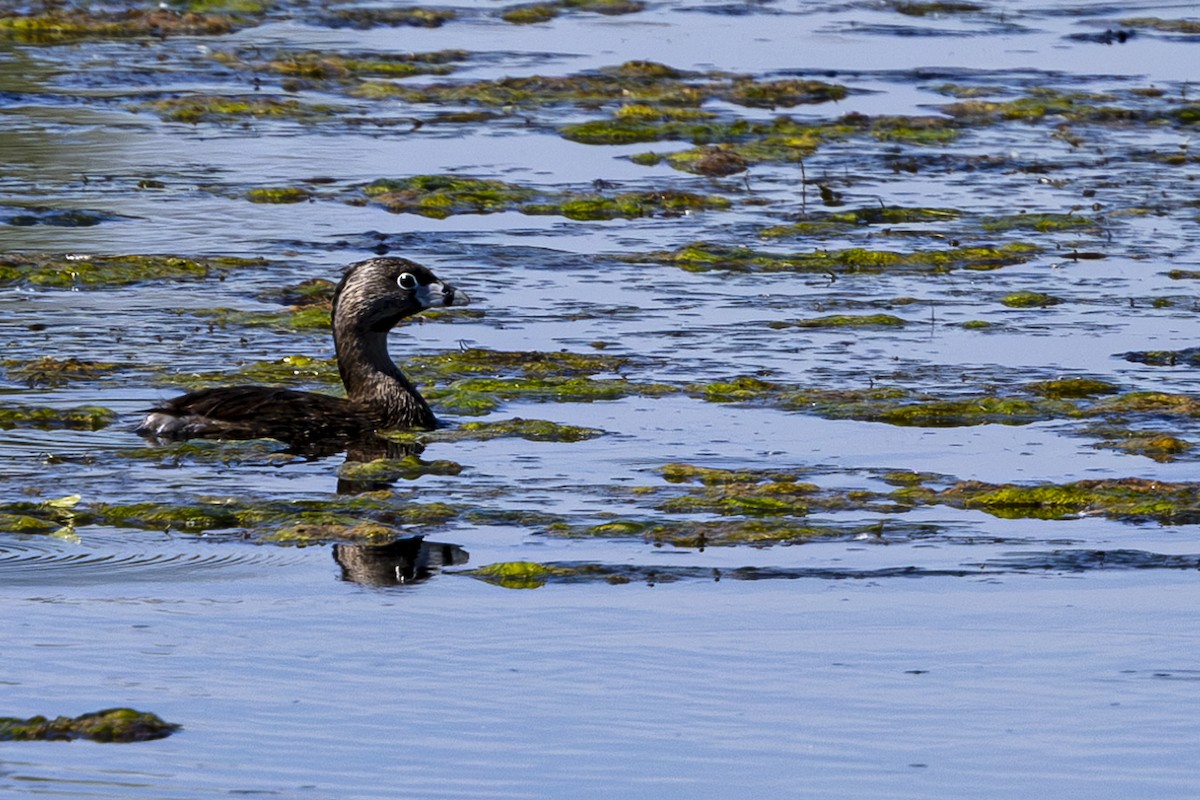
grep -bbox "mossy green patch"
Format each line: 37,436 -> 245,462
500,4 -> 562,23
68,494 -> 460,543
384,62 -> 845,112
1001,291 -> 1062,308
760,206 -> 962,238
141,95 -> 338,124
359,175 -> 729,219
0,403 -> 116,430
429,377 -> 677,416
387,418 -> 604,444
891,1 -> 984,15
188,306 -> 333,332
941,89 -> 1138,125
0,709 -> 180,743
1085,426 -> 1193,461
0,253 -> 264,288
1119,17 -> 1200,34
408,347 -> 636,381
790,313 -> 909,328
3,356 -> 121,387
264,519 -> 405,545
982,213 -> 1099,233
0,9 -> 238,43
631,241 -> 1038,274
932,478 -> 1200,523
337,455 -> 463,483
159,354 -> 341,390
468,561 -> 557,589
1025,377 -> 1120,398
249,49 -> 466,81
246,187 -> 312,204
323,7 -> 457,28
726,78 -> 849,109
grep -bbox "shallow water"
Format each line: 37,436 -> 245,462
2,0 -> 1200,795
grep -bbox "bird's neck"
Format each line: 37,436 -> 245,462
334,326 -> 435,429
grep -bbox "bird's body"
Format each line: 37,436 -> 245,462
137,257 -> 468,445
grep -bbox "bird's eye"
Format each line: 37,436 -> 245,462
397,273 -> 419,290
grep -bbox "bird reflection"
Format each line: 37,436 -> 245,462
333,536 -> 468,586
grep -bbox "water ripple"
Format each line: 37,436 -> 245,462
0,539 -> 306,585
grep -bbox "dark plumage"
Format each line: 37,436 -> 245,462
137,257 -> 469,444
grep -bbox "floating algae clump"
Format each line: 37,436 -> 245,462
934,478 -> 1200,523
790,314 -> 909,329
631,241 -> 1038,274
362,175 -> 538,216
0,403 -> 116,430
0,9 -> 237,43
142,95 -> 338,124
0,253 -> 262,288
468,561 -> 557,589
1001,291 -> 1062,308
3,356 -> 121,387
0,709 -> 180,742
1025,377 -> 1119,398
246,187 -> 312,204
360,175 -> 728,219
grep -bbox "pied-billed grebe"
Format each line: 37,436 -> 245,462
138,257 -> 469,443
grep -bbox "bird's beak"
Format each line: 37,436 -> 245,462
417,281 -> 469,308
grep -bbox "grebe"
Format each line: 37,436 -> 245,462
138,257 -> 468,444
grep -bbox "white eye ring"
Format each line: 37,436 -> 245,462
397,272 -> 419,290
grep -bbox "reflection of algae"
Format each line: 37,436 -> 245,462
0,709 -> 180,743
0,253 -> 264,288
